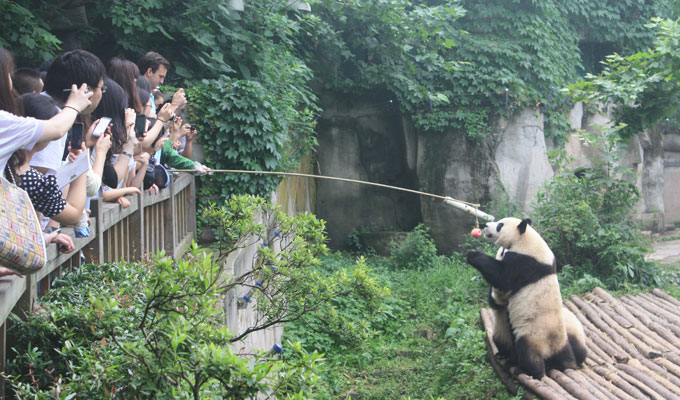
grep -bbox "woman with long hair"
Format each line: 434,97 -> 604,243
107,57 -> 143,114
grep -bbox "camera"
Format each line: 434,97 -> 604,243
170,112 -> 178,122
190,124 -> 196,131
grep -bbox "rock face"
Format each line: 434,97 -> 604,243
314,93 -> 422,249
493,109 -> 553,213
415,129 -> 497,254
315,94 -> 672,253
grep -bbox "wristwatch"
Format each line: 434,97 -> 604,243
122,151 -> 134,158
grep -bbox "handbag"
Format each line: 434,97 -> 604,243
0,173 -> 46,275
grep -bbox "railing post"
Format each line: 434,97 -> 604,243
164,176 -> 177,258
188,176 -> 197,242
129,192 -> 145,260
82,198 -> 104,265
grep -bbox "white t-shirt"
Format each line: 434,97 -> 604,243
0,110 -> 44,172
30,130 -> 67,175
29,93 -> 64,175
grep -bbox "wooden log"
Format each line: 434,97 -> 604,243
641,291 -> 680,312
620,296 -> 680,339
638,293 -> 680,318
587,327 -> 626,363
583,368 -> 638,400
541,376 -> 579,400
594,302 -> 672,353
637,358 -> 680,395
582,298 -> 661,358
622,295 -> 680,335
564,369 -> 619,400
618,299 -> 680,348
592,288 -> 676,351
592,365 -> 649,399
652,289 -> 680,307
656,358 -> 680,380
565,300 -> 621,363
616,363 -> 680,400
515,373 -> 574,400
668,354 -> 680,371
570,296 -> 643,358
548,369 -> 599,400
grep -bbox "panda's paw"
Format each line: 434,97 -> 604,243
465,249 -> 482,263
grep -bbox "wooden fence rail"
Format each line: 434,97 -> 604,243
0,173 -> 196,396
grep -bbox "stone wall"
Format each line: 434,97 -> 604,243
315,94 -> 676,253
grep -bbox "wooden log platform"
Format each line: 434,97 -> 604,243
481,287 -> 680,399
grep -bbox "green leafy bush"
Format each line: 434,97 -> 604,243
532,143 -> 660,289
6,195 -> 386,399
0,1 -> 60,66
388,224 -> 442,270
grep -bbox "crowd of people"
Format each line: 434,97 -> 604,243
0,47 -> 210,278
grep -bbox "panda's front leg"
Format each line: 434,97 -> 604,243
465,250 -> 510,291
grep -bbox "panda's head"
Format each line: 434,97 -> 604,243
483,217 -> 554,265
482,217 -> 530,246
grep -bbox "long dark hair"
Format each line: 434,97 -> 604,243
0,48 -> 20,115
92,78 -> 128,154
107,57 -> 143,114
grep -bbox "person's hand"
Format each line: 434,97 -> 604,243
118,196 -> 131,208
179,123 -> 191,138
193,162 -> 210,176
147,183 -> 159,195
95,131 -> 112,154
157,103 -> 174,123
172,88 -> 187,110
64,83 -> 93,113
171,116 -> 182,135
173,140 -> 181,150
153,136 -> 169,152
125,108 -> 136,130
50,233 -> 75,253
186,124 -> 198,141
67,142 -> 87,162
0,266 -> 23,278
126,187 -> 142,196
135,152 -> 150,163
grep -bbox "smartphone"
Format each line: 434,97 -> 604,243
135,114 -> 147,137
92,117 -> 111,138
62,88 -> 71,103
70,122 -> 84,149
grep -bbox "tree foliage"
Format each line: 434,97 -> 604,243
569,17 -> 680,137
6,195 -> 386,398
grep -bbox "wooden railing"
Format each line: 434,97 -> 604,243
0,173 -> 196,395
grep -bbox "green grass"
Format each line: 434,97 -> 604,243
283,252 -> 522,399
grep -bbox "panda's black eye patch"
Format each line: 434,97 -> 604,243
496,222 -> 504,232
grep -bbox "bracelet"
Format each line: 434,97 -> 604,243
122,151 -> 134,158
63,105 -> 81,114
158,118 -> 168,123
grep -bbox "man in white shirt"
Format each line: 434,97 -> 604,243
31,50 -> 106,175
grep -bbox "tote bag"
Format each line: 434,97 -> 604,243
0,175 -> 46,275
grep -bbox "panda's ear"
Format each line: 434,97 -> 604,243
518,218 -> 531,234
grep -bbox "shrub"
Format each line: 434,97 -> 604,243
6,196 -> 386,399
532,138 -> 661,289
388,224 -> 442,270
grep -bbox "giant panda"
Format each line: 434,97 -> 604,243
488,247 -> 588,367
467,217 -> 587,379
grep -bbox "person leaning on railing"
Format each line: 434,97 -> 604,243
0,47 -> 93,277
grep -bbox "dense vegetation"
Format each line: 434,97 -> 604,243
4,1 -> 680,398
